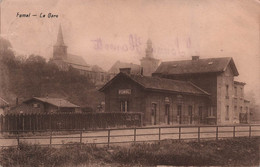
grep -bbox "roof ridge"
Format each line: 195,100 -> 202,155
130,74 -> 189,83
161,57 -> 232,64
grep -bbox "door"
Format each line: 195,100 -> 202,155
199,106 -> 203,124
120,100 -> 129,112
165,104 -> 170,124
151,103 -> 157,125
177,105 -> 182,124
188,106 -> 193,124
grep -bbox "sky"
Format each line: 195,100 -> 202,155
1,0 -> 260,102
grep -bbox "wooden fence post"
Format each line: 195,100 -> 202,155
249,125 -> 251,138
17,131 -> 20,146
0,115 -> 3,134
216,126 -> 218,140
158,127 -> 161,144
80,130 -> 83,144
134,128 -> 136,144
50,130 -> 52,146
198,126 -> 200,142
179,127 -> 181,140
107,129 -> 110,148
233,126 -> 235,138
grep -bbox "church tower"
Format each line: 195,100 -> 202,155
53,25 -> 67,60
140,39 -> 160,76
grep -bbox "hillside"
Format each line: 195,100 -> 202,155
0,53 -> 104,111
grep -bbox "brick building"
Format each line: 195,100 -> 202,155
153,56 -> 250,124
100,55 -> 250,125
99,68 -> 211,125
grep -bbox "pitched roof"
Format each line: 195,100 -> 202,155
0,97 -> 9,107
100,72 -> 210,96
153,57 -> 239,76
108,61 -> 142,74
24,97 -> 80,108
64,54 -> 90,71
91,65 -> 105,72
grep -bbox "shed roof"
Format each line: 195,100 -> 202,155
153,57 -> 239,76
24,97 -> 80,108
99,72 -> 210,96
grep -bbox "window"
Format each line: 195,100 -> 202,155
225,105 -> 229,120
240,88 -> 243,97
234,86 -> 237,96
151,103 -> 157,116
33,103 -> 39,108
208,107 -> 214,117
165,104 -> 170,116
177,105 -> 182,116
188,106 -> 192,117
225,85 -> 229,98
199,106 -> 203,116
234,106 -> 237,113
240,106 -> 243,113
245,107 -> 248,113
120,100 -> 129,112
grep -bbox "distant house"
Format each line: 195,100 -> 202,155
10,97 -> 81,114
108,60 -> 142,75
108,40 -> 160,77
0,97 -> 9,115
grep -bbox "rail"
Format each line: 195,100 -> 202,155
0,124 -> 259,147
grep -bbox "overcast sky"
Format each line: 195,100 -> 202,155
1,0 -> 260,101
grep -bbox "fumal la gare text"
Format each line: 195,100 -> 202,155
16,12 -> 58,18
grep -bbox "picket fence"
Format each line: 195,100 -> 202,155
0,112 -> 142,132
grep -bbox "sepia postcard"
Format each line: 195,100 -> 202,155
0,0 -> 259,166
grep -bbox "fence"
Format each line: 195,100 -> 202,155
0,124 -> 259,147
0,112 -> 142,132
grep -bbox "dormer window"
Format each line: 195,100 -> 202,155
208,62 -> 213,65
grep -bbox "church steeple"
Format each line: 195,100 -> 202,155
145,39 -> 153,58
55,25 -> 65,46
53,25 -> 67,60
140,39 -> 160,76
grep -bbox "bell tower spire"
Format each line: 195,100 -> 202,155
140,39 -> 160,76
53,24 -> 67,60
145,39 -> 153,58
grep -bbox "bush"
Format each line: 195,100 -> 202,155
0,137 -> 259,166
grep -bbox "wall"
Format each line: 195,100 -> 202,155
104,75 -> 146,114
162,73 -> 217,116
143,91 -> 210,125
217,65 -> 234,124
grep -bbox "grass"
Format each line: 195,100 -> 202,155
0,137 -> 259,166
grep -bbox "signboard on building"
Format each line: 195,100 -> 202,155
118,89 -> 131,95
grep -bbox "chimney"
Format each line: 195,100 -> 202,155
119,68 -> 131,74
192,56 -> 200,60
